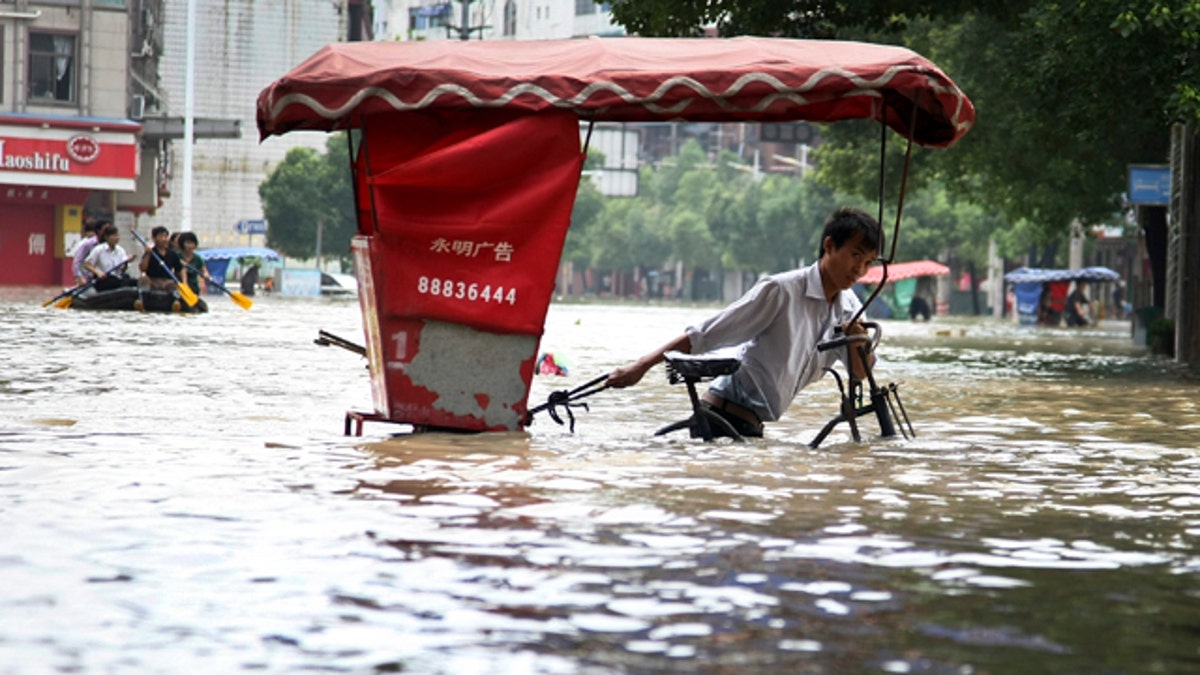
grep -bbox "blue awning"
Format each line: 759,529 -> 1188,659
1003,266 -> 1120,284
195,247 -> 282,287
196,247 -> 282,262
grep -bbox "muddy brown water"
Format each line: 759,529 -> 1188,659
2,287 -> 1198,673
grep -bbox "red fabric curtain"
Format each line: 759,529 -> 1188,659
355,109 -> 583,336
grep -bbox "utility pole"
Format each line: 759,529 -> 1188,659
315,218 -> 324,271
449,1 -> 488,41
1171,124 -> 1199,364
182,0 -> 196,231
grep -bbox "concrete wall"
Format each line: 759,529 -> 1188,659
140,0 -> 343,248
142,0 -> 623,249
9,5 -> 130,119
89,10 -> 129,118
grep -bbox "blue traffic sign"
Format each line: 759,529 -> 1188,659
234,219 -> 268,234
1128,165 -> 1171,205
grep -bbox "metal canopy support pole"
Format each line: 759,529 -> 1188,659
855,96 -> 919,326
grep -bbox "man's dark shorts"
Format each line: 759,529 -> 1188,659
701,401 -> 764,438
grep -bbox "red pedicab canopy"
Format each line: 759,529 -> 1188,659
257,36 -> 974,146
255,38 -> 975,433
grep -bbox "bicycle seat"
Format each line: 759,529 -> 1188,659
663,351 -> 740,384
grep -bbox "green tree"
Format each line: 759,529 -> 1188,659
562,156 -> 606,268
609,1 -> 1200,241
258,134 -> 356,265
609,0 -> 1021,40
580,139 -> 870,286
894,181 -> 1009,275
668,164 -> 722,269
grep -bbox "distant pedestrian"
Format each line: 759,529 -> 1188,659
908,295 -> 932,321
240,263 -> 260,296
1064,281 -> 1091,327
1112,281 -> 1128,319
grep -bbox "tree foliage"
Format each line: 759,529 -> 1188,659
569,134 -> 1046,299
609,0 -> 1020,39
609,1 -> 1200,241
572,139 -> 876,284
258,134 -> 356,265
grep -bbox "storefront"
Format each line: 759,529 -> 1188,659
0,114 -> 141,286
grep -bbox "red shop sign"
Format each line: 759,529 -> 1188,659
0,123 -> 139,191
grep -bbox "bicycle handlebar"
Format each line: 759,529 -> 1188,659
817,321 -> 882,353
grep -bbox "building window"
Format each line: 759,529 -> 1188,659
574,0 -> 596,15
1,27 -> 5,104
28,32 -> 76,103
410,3 -> 451,31
347,0 -> 368,41
503,0 -> 516,36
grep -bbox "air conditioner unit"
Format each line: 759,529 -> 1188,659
130,94 -> 145,120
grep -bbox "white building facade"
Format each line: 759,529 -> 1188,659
375,0 -> 622,42
146,1 -> 621,251
139,0 -> 357,248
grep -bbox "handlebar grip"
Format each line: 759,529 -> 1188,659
817,336 -> 850,352
818,321 -> 881,353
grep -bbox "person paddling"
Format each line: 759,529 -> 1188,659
82,224 -> 137,292
177,232 -> 210,297
138,226 -> 183,293
606,207 -> 880,438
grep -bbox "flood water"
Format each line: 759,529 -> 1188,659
3,287 -> 1199,674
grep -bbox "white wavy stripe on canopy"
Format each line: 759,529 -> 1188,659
1002,267 -> 1120,283
257,37 -> 975,148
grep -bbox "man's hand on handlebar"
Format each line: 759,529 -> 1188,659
841,320 -> 868,337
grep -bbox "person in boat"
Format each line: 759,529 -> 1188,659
82,224 -> 136,292
72,219 -> 103,286
138,226 -> 183,292
606,207 -> 880,438
177,232 -> 210,296
1064,280 -> 1091,327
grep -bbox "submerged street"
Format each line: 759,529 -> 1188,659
2,289 -> 1199,673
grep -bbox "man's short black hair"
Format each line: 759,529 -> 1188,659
177,231 -> 199,248
151,225 -> 170,238
818,207 -> 883,259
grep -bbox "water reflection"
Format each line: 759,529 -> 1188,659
2,292 -> 1199,673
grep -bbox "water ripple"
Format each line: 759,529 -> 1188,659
3,299 -> 1199,672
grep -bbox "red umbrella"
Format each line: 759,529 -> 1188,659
858,260 -> 950,285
